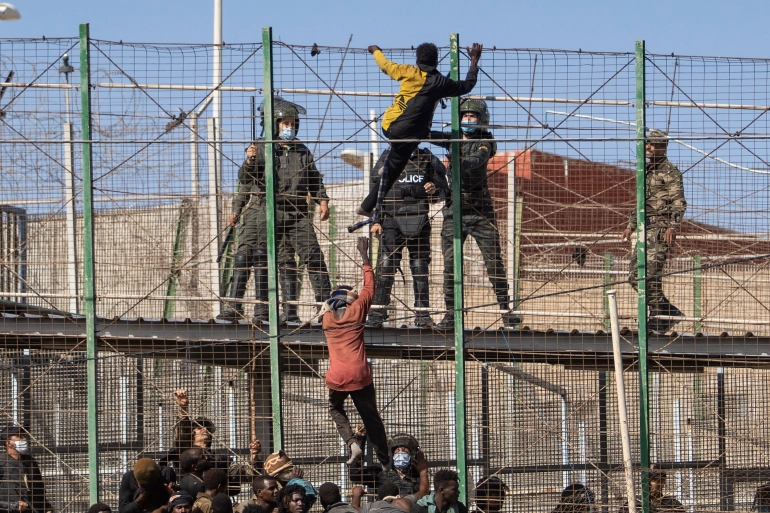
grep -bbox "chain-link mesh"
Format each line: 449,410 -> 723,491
1,34 -> 770,513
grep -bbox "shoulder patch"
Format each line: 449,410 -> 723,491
479,144 -> 490,152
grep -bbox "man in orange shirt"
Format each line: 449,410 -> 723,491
321,237 -> 390,469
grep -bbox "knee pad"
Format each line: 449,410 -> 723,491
409,259 -> 430,277
233,251 -> 252,270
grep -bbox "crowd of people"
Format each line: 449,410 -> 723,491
2,400 -> 740,513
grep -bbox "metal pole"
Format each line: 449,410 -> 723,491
262,26 -> 283,450
61,55 -> 79,314
693,255 -> 702,332
635,39 -> 651,513
603,253 -> 612,331
210,0 -> 223,313
206,117 -> 221,312
598,372 -> 609,513
507,155 -> 516,310
79,22 -> 99,504
607,289 -> 637,513
450,32 -> 468,503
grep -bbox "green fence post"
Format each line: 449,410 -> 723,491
164,200 -> 191,318
450,33 -> 468,503
603,252 -> 612,331
693,255 -> 702,332
79,22 -> 99,504
635,39 -> 651,513
262,26 -> 283,450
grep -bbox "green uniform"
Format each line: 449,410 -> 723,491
429,130 -> 518,327
627,157 -> 687,307
223,139 -> 331,323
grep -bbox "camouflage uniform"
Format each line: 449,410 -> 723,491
221,139 -> 331,323
429,130 -> 519,328
627,157 -> 687,308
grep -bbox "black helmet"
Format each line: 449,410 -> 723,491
258,95 -> 306,120
459,97 -> 490,126
387,433 -> 419,455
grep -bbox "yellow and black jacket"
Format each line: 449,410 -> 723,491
374,50 -> 478,137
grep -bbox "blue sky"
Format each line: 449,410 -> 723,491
3,0 -> 770,58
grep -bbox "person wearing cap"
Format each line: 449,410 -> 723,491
320,237 -> 391,469
119,458 -> 177,513
285,480 -> 317,513
618,471 -> 683,513
262,451 -> 305,487
550,484 -> 592,513
621,129 -> 687,334
471,477 -> 508,513
168,494 -> 194,513
168,390 -> 261,496
0,424 -> 52,513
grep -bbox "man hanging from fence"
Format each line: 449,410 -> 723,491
366,147 -> 448,328
349,42 -> 482,232
621,129 -> 687,334
217,96 -> 332,326
320,236 -> 391,469
427,98 -> 521,329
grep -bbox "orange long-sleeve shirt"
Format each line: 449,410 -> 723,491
322,264 -> 374,392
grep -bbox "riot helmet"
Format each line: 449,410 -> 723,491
459,97 -> 490,134
258,95 -> 306,138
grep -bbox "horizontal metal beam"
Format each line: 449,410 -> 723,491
2,314 -> 770,369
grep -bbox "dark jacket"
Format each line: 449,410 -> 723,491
118,467 -> 176,513
0,452 -> 52,513
373,50 -> 478,137
179,474 -> 205,498
232,141 -> 329,215
371,148 -> 448,219
428,130 -> 497,198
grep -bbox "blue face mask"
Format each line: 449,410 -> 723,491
393,452 -> 411,471
278,127 -> 296,141
461,121 -> 478,135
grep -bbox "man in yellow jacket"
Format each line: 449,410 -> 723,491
351,42 -> 482,231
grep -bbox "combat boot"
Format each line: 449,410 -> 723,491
410,259 -> 433,328
501,311 -> 522,329
649,297 -> 683,334
435,312 -> 454,330
279,264 -> 302,326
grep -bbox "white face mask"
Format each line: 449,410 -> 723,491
13,440 -> 29,454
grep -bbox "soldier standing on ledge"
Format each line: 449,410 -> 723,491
367,147 -> 448,328
428,98 -> 521,330
621,129 -> 687,333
